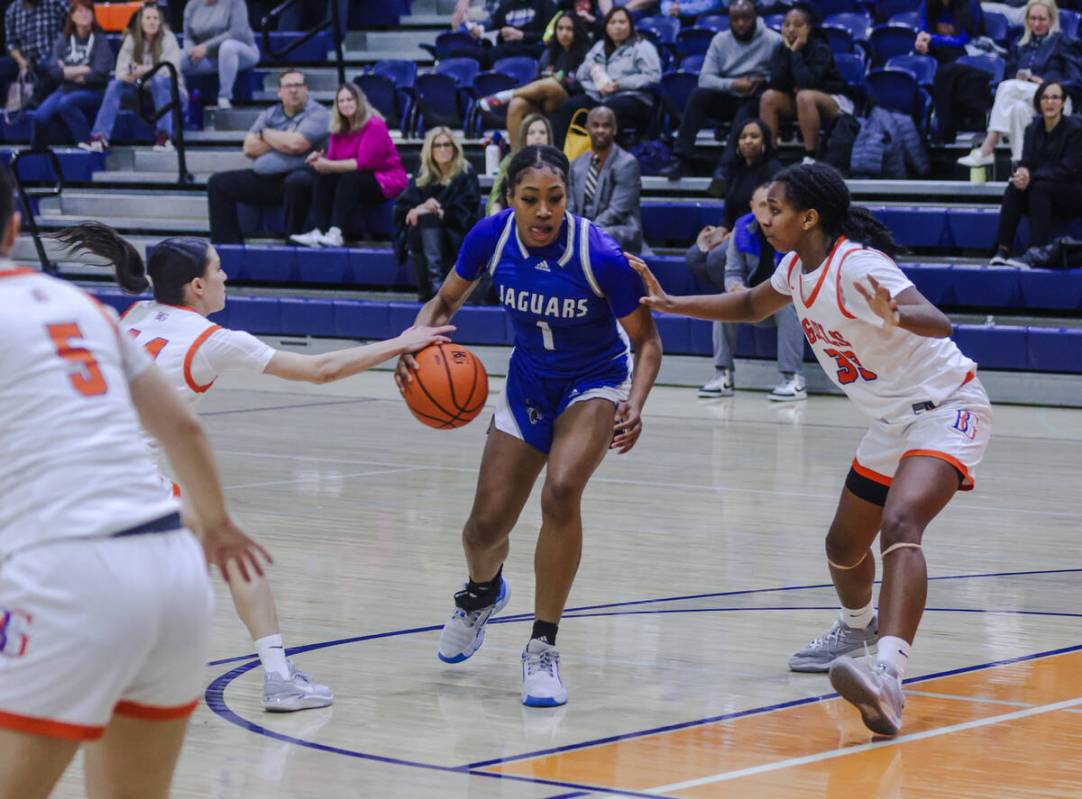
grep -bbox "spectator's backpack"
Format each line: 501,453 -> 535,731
1021,236 -> 1082,269
851,107 -> 929,179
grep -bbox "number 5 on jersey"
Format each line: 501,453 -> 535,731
47,322 -> 108,397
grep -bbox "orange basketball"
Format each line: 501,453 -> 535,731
402,343 -> 489,429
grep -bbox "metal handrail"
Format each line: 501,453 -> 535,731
136,60 -> 193,185
260,0 -> 346,86
10,148 -> 64,275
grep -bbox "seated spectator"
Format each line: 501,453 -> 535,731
687,184 -> 806,400
181,0 -> 258,109
482,0 -> 555,65
719,118 -> 783,239
661,0 -> 722,19
550,7 -> 661,147
958,0 -> 1077,166
759,3 -> 853,162
488,112 -> 554,214
596,0 -> 659,22
4,0 -> 68,106
452,0 -> 503,28
916,0 -> 983,63
567,105 -> 643,252
207,70 -> 329,244
981,0 -> 1027,25
290,83 -> 408,249
661,0 -> 781,179
80,4 -> 184,153
991,80 -> 1082,263
393,127 -> 481,301
31,0 -> 111,150
479,11 -> 590,145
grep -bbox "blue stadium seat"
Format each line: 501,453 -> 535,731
679,53 -> 706,72
280,297 -> 336,338
823,24 -> 857,54
866,67 -> 919,115
764,13 -> 785,31
887,10 -> 919,28
944,206 -> 999,249
1028,327 -> 1082,373
886,53 -> 936,86
810,0 -> 860,20
348,247 -> 411,288
874,0 -> 919,23
871,205 -> 948,247
420,31 -> 484,61
1061,9 -> 1080,38
1,149 -> 105,182
244,246 -> 296,282
638,15 -> 681,46
213,244 -> 248,281
449,306 -> 512,345
869,24 -> 916,64
468,70 -> 516,134
676,27 -> 716,59
825,12 -> 872,41
900,263 -> 954,304
298,247 -> 350,284
372,59 -> 418,90
355,73 -> 401,126
333,298 -> 390,339
695,14 -> 728,32
412,72 -> 465,133
660,71 -> 699,129
982,11 -> 1009,45
492,56 -> 539,86
955,54 -> 1005,86
434,57 -> 480,88
834,52 -> 868,90
226,296 -> 281,335
264,30 -> 331,62
950,264 -> 1022,308
1018,268 -> 1082,311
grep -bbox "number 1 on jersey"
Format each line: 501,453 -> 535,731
536,320 -> 555,351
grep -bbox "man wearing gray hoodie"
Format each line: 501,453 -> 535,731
662,0 -> 780,179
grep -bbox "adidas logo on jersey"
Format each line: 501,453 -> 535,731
534,260 -> 551,272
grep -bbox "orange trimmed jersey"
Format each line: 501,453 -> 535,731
120,301 -> 275,411
770,238 -> 976,423
0,268 -> 178,557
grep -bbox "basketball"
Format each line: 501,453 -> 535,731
401,343 -> 489,429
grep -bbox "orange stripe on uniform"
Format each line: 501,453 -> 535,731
902,448 -> 974,489
851,457 -> 892,486
800,236 -> 846,309
834,248 -> 861,320
113,698 -> 199,721
0,708 -> 105,741
0,267 -> 36,279
182,324 -> 222,394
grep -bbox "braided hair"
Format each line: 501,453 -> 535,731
504,144 -> 570,198
51,221 -> 212,305
771,163 -> 902,258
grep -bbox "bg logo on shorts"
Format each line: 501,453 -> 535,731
0,609 -> 31,658
951,410 -> 978,440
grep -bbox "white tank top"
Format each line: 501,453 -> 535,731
0,268 -> 178,557
770,238 -> 976,423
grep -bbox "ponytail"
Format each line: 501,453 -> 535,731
51,223 -> 211,305
51,221 -> 149,294
772,163 -> 903,258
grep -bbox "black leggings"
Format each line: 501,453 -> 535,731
310,169 -> 385,235
995,180 -> 1082,252
550,93 -> 654,148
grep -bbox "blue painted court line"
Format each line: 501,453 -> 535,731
203,568 -> 1082,795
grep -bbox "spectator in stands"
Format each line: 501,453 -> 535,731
483,0 -> 555,65
958,0 -> 1078,166
661,0 -> 722,18
687,184 -> 806,400
916,0 -> 983,63
562,0 -> 604,35
452,0 -> 504,28
79,4 -> 184,154
479,11 -> 590,145
181,0 -> 258,109
393,127 -> 481,301
991,80 -> 1082,263
596,0 -> 659,22
550,7 -> 661,147
567,105 -> 643,252
660,0 -> 781,179
488,112 -> 554,214
981,0 -> 1028,25
759,3 -> 853,162
207,69 -> 329,244
289,82 -> 408,249
720,118 -> 783,240
31,0 -> 110,149
4,0 -> 68,105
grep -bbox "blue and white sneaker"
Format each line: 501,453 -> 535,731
521,638 -> 567,707
437,577 -> 510,663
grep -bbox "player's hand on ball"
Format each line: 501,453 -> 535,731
394,354 -> 419,391
611,400 -> 642,453
625,252 -> 674,312
398,324 -> 456,354
854,275 -> 900,329
202,518 -> 271,583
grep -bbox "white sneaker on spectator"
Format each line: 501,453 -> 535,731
698,368 -> 733,398
769,373 -> 806,402
290,229 -> 325,248
152,132 -> 174,152
957,149 -> 994,168
217,97 -> 233,110
802,155 -> 816,165
319,227 -> 344,248
988,254 -> 1010,266
479,89 -> 514,112
78,134 -> 107,153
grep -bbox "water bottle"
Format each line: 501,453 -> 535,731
484,131 -> 502,175
969,162 -> 986,184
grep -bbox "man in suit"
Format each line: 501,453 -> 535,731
568,106 -> 643,254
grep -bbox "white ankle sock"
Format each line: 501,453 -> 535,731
255,634 -> 290,678
877,635 -> 911,678
840,601 -> 874,630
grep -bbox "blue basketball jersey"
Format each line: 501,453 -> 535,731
455,209 -> 643,380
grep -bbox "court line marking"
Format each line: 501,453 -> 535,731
224,466 -> 421,491
203,578 -> 1082,795
904,689 -> 1036,709
634,693 -> 1082,795
213,448 -> 1082,520
202,398 -> 377,417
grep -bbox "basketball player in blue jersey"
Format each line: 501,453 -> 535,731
396,145 -> 662,707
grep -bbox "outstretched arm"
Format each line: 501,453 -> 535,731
628,253 -> 791,323
855,277 -> 952,338
264,325 -> 454,384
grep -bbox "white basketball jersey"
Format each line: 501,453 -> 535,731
0,268 -> 178,557
770,238 -> 976,423
120,301 -> 275,411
